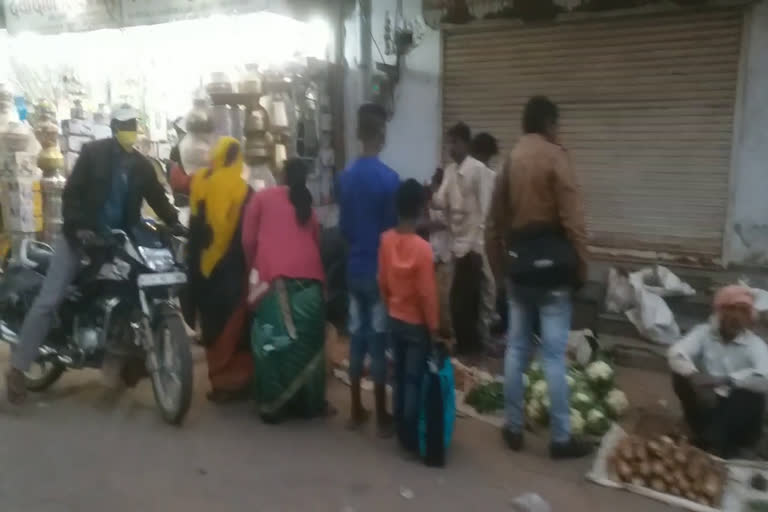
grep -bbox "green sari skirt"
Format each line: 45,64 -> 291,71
251,279 -> 325,422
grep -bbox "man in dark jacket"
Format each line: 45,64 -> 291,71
6,104 -> 181,405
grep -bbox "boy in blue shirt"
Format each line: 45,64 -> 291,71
337,104 -> 400,435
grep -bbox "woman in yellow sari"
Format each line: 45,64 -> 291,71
186,137 -> 253,402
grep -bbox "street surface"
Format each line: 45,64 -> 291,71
0,349 -> 674,512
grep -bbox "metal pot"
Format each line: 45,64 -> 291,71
239,72 -> 263,95
185,104 -> 214,135
244,132 -> 273,159
207,72 -> 234,95
38,145 -> 64,174
244,108 -> 270,134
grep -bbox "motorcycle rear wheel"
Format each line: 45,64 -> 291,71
149,313 -> 193,425
25,360 -> 65,392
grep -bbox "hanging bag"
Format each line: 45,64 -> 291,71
505,223 -> 579,290
418,344 -> 456,467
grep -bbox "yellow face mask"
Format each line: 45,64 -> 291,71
116,130 -> 138,152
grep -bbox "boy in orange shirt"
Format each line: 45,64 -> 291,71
378,179 -> 439,453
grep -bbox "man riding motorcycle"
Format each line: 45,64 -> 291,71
5,104 -> 185,405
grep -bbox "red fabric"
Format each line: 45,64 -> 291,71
205,301 -> 253,392
378,229 -> 439,331
242,186 -> 325,285
169,163 -> 191,194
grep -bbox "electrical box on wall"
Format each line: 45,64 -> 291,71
371,63 -> 397,118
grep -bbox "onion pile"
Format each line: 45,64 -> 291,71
611,434 -> 726,507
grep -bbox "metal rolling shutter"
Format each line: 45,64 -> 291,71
443,9 -> 743,257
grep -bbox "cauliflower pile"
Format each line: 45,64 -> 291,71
525,359 -> 629,437
464,358 -> 630,439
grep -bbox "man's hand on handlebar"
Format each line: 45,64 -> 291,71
76,229 -> 115,248
76,229 -> 99,245
170,223 -> 189,238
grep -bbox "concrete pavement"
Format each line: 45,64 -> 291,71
0,353 -> 674,512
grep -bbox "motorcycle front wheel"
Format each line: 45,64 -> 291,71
149,313 -> 193,425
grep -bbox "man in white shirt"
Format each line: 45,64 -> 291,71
668,285 -> 768,458
433,122 -> 495,355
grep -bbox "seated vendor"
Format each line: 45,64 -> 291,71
668,285 -> 768,458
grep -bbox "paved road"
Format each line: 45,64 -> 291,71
0,356 -> 673,512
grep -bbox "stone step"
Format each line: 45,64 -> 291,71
598,310 -> 702,339
665,293 -> 712,321
601,334 -> 669,373
597,312 -> 641,339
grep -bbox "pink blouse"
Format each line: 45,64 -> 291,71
241,187 -> 325,284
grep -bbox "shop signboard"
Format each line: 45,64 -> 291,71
3,0 -> 119,34
119,0 -> 273,26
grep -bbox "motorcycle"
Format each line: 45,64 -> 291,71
0,221 -> 193,425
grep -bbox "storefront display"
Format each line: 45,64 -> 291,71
0,4 -> 340,237
0,119 -> 43,258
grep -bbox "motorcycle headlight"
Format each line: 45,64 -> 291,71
138,247 -> 175,272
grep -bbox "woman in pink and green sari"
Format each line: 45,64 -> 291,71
242,159 -> 327,423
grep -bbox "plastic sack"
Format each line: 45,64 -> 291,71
419,347 -> 456,467
625,288 -> 680,344
625,268 -> 687,345
752,287 -> 768,313
605,267 -> 634,313
738,280 -> 768,313
635,266 -> 695,298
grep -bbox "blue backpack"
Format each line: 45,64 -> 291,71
418,348 -> 456,467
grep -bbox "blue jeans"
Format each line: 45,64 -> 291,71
391,318 -> 429,453
348,277 -> 387,385
504,288 -> 572,443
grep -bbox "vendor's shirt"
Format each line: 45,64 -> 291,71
667,318 -> 768,395
102,144 -> 133,231
432,155 -> 494,258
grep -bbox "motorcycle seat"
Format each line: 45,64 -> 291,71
25,242 -> 54,275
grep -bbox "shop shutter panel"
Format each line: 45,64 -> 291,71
443,9 -> 742,257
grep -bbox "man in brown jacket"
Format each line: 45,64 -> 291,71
486,96 -> 592,459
